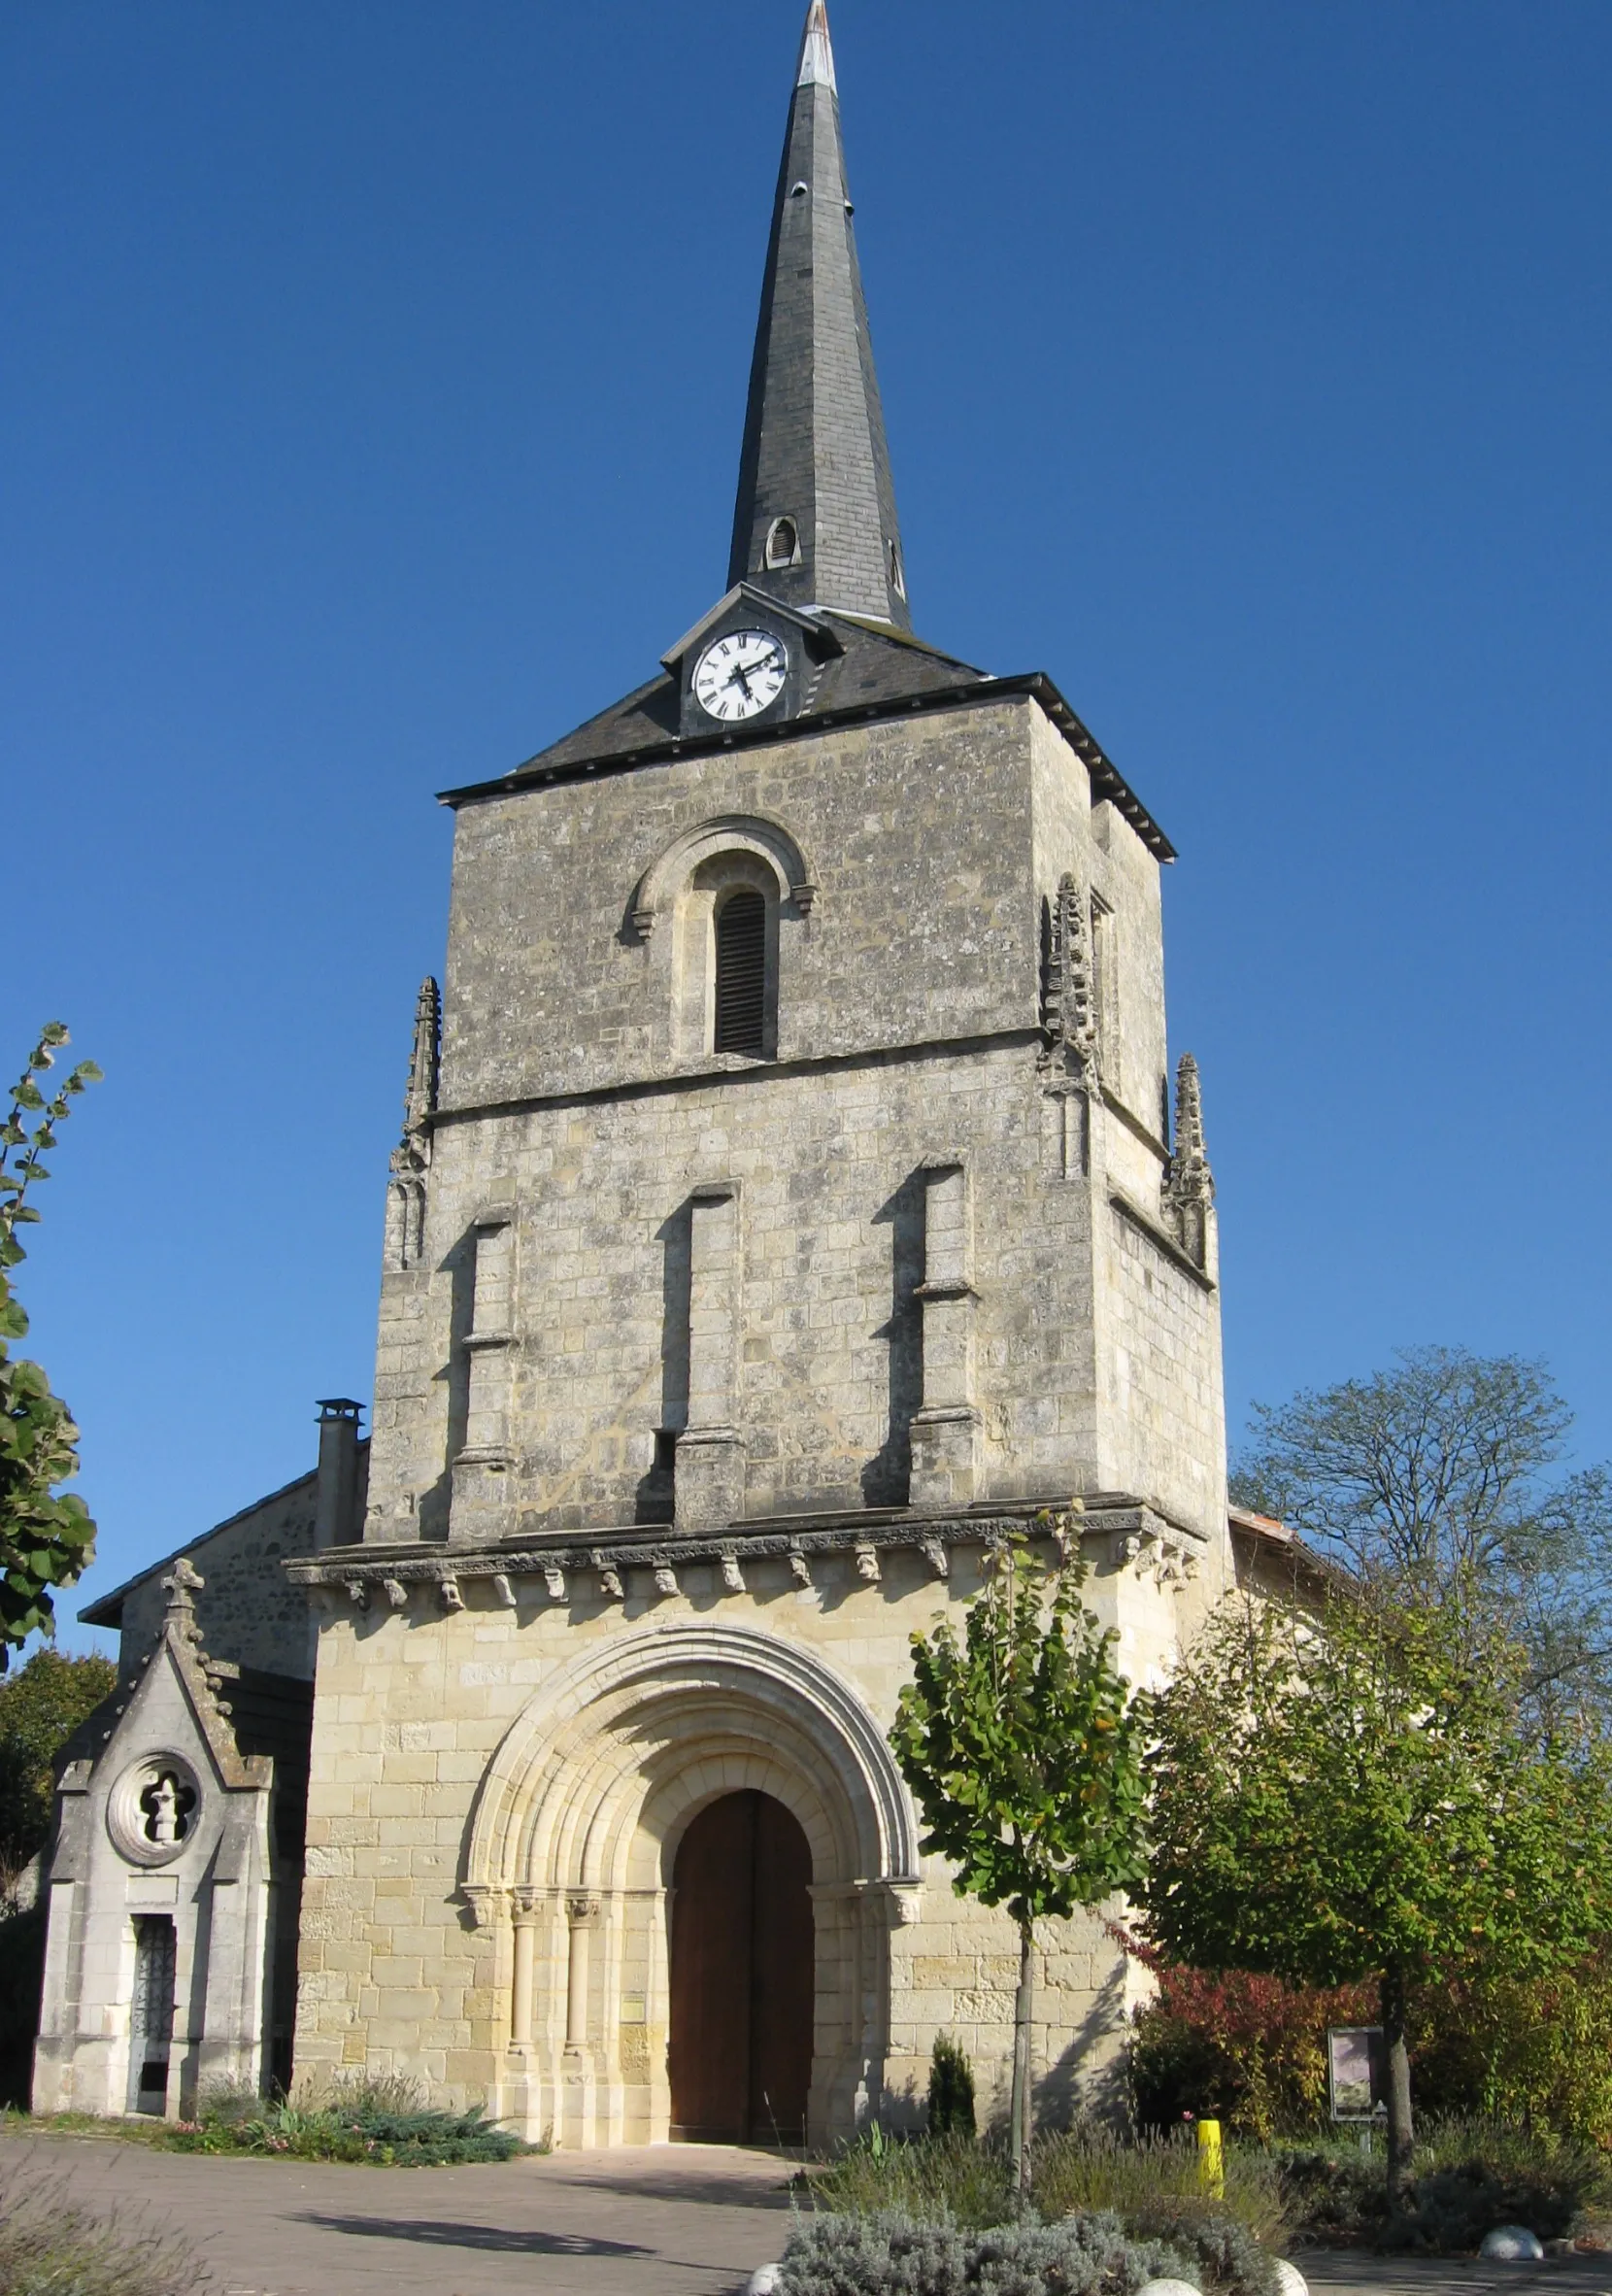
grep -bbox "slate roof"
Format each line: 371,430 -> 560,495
728,1 -> 909,628
435,0 -> 1177,866
487,614 -> 982,784
438,618 -> 1177,863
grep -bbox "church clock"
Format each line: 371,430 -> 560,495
691,627 -> 789,723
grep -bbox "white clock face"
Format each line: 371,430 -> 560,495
692,628 -> 788,723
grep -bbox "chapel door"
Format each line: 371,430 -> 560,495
127,1914 -> 177,2114
668,1789 -> 814,2143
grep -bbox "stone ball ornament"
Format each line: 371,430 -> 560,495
108,1753 -> 202,1866
1269,2262 -> 1309,2296
1479,2228 -> 1545,2262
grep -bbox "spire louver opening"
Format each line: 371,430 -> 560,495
727,0 -> 911,631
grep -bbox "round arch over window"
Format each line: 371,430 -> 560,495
629,813 -> 816,942
630,813 -> 817,1067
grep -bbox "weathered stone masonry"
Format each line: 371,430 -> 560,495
41,0 -> 1236,2147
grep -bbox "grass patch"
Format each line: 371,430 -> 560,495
0,2108 -> 172,2148
162,2073 -> 526,2166
0,2163 -> 199,2295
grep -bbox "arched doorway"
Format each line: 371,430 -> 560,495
668,1790 -> 814,2143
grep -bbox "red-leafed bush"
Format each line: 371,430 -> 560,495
1124,1918 -> 1612,2145
1132,1962 -> 1375,2140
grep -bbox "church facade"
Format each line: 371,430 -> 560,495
38,3 -> 1240,2147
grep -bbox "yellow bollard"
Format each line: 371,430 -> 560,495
1195,2116 -> 1225,2200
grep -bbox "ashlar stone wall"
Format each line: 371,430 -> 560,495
307,679 -> 1230,2145
364,692 -> 1225,1552
292,1528 -> 1222,2145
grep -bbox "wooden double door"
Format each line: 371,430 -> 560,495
668,1790 -> 815,2144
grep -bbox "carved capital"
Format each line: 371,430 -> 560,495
461,1883 -> 509,1930
884,1881 -> 924,1928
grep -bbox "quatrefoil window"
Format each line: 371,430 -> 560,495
108,1755 -> 203,1867
139,1771 -> 196,1846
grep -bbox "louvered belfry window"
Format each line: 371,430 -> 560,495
713,888 -> 767,1057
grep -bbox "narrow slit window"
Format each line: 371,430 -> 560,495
713,889 -> 767,1057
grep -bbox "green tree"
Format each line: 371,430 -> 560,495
1,1025 -> 101,1666
1141,1593 -> 1612,2197
0,1644 -> 116,2108
1232,1348 -> 1612,1735
0,1645 -> 116,1895
890,1520 -> 1148,2197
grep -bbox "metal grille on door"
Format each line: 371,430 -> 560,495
127,1914 -> 177,2114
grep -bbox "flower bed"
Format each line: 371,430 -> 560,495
778,2212 -> 1215,2296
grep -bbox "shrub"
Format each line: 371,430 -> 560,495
928,2038 -> 977,2141
1032,2128 -> 1286,2251
1275,2119 -> 1612,2250
192,2075 -> 260,2126
1127,1939 -> 1612,2144
165,2072 -> 524,2165
1127,1961 -> 1375,2142
1408,1954 -> 1612,2140
806,2126 -> 1285,2285
778,2210 -> 1197,2296
809,2131 -> 1014,2230
0,2167 -> 197,2296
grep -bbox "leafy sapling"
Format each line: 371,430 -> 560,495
0,1025 -> 102,1663
891,1517 -> 1147,2200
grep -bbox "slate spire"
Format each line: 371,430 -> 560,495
727,0 -> 911,630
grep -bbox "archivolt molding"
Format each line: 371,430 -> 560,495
629,814 -> 817,939
461,1622 -> 919,1909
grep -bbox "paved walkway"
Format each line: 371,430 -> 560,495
0,2134 -> 793,2296
4,2131 -> 1611,2296
1301,2256 -> 1612,2296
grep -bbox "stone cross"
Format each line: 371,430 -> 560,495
161,1557 -> 204,1616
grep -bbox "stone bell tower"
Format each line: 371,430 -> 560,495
291,0 -> 1230,2149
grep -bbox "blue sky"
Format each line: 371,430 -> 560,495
7,1 -> 1609,1653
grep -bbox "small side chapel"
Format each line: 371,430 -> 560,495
38,3 -> 1253,2145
